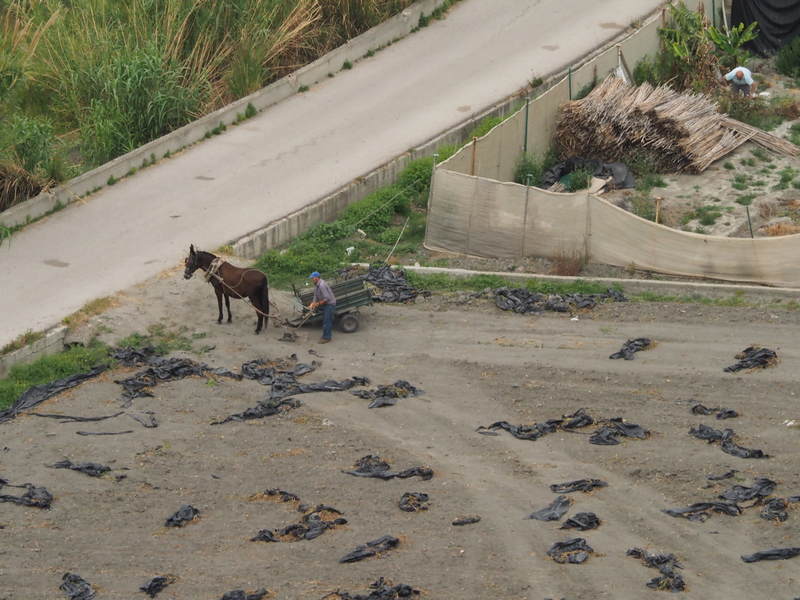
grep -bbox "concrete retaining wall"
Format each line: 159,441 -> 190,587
0,326 -> 68,379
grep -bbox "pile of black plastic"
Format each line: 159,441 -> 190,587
361,263 -> 431,303
494,286 -> 627,314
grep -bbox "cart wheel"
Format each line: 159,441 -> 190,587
339,314 -> 359,333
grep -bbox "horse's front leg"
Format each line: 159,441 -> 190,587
215,287 -> 224,324
224,293 -> 233,323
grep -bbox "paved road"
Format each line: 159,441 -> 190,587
0,0 -> 663,348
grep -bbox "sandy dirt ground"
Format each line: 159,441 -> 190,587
2,265 -> 800,600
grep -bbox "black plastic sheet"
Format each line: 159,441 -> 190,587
60,572 -> 95,600
219,590 -> 268,600
140,576 -> 175,598
718,478 -> 776,503
362,263 -> 431,303
33,411 -> 123,423
627,548 -> 685,593
525,495 -> 571,521
589,418 -> 650,445
707,470 -> 738,481
351,380 -> 424,408
0,479 -> 53,509
128,411 -> 158,428
550,479 -> 608,494
761,498 -> 790,522
50,459 -> 110,478
340,535 -> 399,563
741,547 -> 800,563
165,504 -> 200,527
323,577 -> 420,600
662,502 -> 741,522
542,156 -> 635,190
251,504 -> 346,542
494,287 -> 626,315
609,338 -> 652,360
560,512 -> 601,531
0,365 -> 108,425
547,538 -> 593,564
211,397 -> 300,425
732,0 -> 800,55
689,424 -> 769,459
691,404 -> 739,420
342,455 -> 433,481
476,408 -> 598,442
399,492 -> 429,512
723,346 -> 779,372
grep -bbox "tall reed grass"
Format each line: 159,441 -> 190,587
0,0 -> 413,211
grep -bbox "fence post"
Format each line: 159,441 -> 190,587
746,206 -> 754,238
423,153 -> 439,249
471,137 -> 478,176
523,96 -> 530,153
711,0 -> 716,28
568,66 -> 573,101
521,174 -> 532,258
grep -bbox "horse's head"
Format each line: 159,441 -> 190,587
184,244 -> 199,280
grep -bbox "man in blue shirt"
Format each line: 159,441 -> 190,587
724,67 -> 756,96
309,271 -> 336,343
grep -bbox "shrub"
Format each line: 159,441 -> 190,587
340,186 -> 407,234
777,36 -> 800,78
734,193 -> 756,206
468,116 -> 502,139
630,194 -> 657,221
513,152 -> 542,186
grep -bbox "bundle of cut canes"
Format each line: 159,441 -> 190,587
556,75 -> 797,174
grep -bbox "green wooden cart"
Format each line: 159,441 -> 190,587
288,275 -> 373,334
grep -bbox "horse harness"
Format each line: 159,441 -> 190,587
200,257 -> 283,323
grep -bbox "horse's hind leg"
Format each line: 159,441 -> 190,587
215,287 -> 224,324
224,293 -> 233,323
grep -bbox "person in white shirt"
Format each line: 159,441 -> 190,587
724,67 -> 756,96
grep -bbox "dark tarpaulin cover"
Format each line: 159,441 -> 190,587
0,365 -> 108,425
732,0 -> 800,55
541,157 -> 635,190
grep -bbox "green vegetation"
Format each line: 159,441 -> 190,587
682,205 -> 722,227
788,122 -> 800,146
773,166 -> 797,191
468,116 -> 502,139
723,161 -> 734,170
573,77 -> 598,101
751,147 -> 770,161
630,194 -> 657,221
734,193 -> 756,206
732,173 -> 749,190
741,157 -> 755,167
0,342 -> 110,412
776,35 -> 800,78
512,145 -> 559,187
0,0 -> 419,213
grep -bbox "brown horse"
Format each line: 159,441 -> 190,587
183,245 -> 270,334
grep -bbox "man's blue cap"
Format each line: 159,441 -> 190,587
310,271 -> 321,279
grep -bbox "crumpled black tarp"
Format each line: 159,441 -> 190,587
707,469 -> 738,481
350,380 -> 424,408
732,0 -> 800,56
761,498 -> 791,522
494,287 -> 626,315
0,479 -> 53,509
342,455 -> 433,480
211,397 -> 301,425
251,504 -> 346,542
340,535 -> 399,563
60,572 -> 95,600
399,492 -> 429,512
741,547 -> 800,563
689,424 -> 769,459
128,411 -> 158,428
51,459 -> 110,478
589,418 -> 650,445
627,548 -> 685,593
165,504 -> 200,527
547,537 -> 594,564
560,512 -> 601,531
525,495 -> 571,521
541,156 -> 635,190
452,515 -> 481,526
140,575 -> 175,598
662,502 -> 742,522
691,403 -> 739,419
0,365 -> 108,425
362,263 -> 431,303
260,488 -> 300,503
219,589 -> 268,600
476,408 -> 604,442
323,577 -> 420,600
718,478 -> 776,504
609,338 -> 652,360
723,346 -> 779,373
241,357 -> 309,385
550,479 -> 608,494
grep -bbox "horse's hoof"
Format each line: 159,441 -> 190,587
216,320 -> 222,324
254,330 -> 261,335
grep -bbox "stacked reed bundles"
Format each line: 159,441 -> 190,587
556,76 -> 797,174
